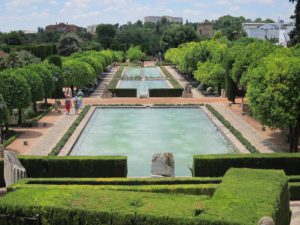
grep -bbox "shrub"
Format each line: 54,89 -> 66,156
206,104 -> 259,153
149,88 -> 183,97
0,168 -> 291,225
109,89 -> 137,97
199,168 -> 291,225
0,156 -> 127,187
193,153 -> 300,177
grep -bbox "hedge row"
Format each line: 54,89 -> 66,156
198,168 -> 291,225
0,156 -> 127,187
289,182 -> 300,200
206,104 -> 259,153
3,44 -> 58,60
20,177 -> 222,186
109,88 -> 137,97
159,66 -> 182,88
193,153 -> 300,177
107,66 -> 125,89
49,105 -> 91,156
0,168 -> 291,225
12,179 -> 218,197
149,88 -> 183,97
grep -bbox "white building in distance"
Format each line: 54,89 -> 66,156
144,16 -> 183,24
243,20 -> 294,46
87,25 -> 98,34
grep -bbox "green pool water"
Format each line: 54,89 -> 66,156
70,108 -> 235,177
117,80 -> 170,96
124,67 -> 163,78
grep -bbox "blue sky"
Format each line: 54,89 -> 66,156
0,0 -> 296,32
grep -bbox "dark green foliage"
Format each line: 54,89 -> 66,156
160,24 -> 198,51
214,15 -> 247,40
193,153 -> 300,177
289,0 -> 300,46
109,89 -> 137,97
149,89 -> 183,97
206,104 -> 259,153
0,156 -> 127,187
0,94 -> 9,126
225,72 -> 237,102
47,55 -> 62,68
0,168 -> 291,225
43,63 -> 64,99
96,24 -> 117,49
50,105 -> 91,155
18,44 -> 57,60
26,64 -> 54,104
199,168 -> 290,225
289,182 -> 300,200
0,69 -> 31,111
57,33 -> 82,56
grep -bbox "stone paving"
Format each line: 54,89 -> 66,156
290,201 -> 300,225
211,103 -> 282,153
165,66 -> 204,98
25,108 -> 79,156
90,67 -> 119,98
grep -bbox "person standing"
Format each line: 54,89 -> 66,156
77,89 -> 84,109
73,95 -> 80,115
65,95 -> 72,115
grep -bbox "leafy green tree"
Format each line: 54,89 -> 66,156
126,46 -> 145,62
289,0 -> 300,46
44,63 -> 64,99
194,61 -> 225,94
62,59 -> 95,89
96,24 -> 117,49
160,24 -> 198,51
214,15 -> 247,40
57,33 -> 82,56
26,64 -> 54,105
14,68 -> 44,113
0,69 -> 31,125
247,55 -> 300,152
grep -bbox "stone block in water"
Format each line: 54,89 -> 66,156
151,153 -> 175,177
4,151 -> 26,187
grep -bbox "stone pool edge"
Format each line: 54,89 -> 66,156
59,105 -> 249,156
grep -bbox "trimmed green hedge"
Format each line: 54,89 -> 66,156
149,88 -> 183,97
19,177 -> 222,186
206,104 -> 259,153
109,88 -> 137,97
159,66 -> 182,88
49,105 -> 91,156
193,153 -> 300,177
199,168 -> 291,225
289,182 -> 300,200
0,156 -> 127,187
0,168 -> 291,225
107,66 -> 125,89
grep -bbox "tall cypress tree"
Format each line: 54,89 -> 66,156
289,0 -> 300,46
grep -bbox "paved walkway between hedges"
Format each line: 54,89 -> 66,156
165,66 -> 204,98
90,67 -> 119,98
291,201 -> 300,225
211,103 -> 281,153
25,108 -> 79,156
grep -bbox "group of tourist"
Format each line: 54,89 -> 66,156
64,90 -> 84,115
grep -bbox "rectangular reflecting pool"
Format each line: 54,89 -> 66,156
70,107 -> 236,177
117,80 -> 171,96
124,67 -> 163,78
